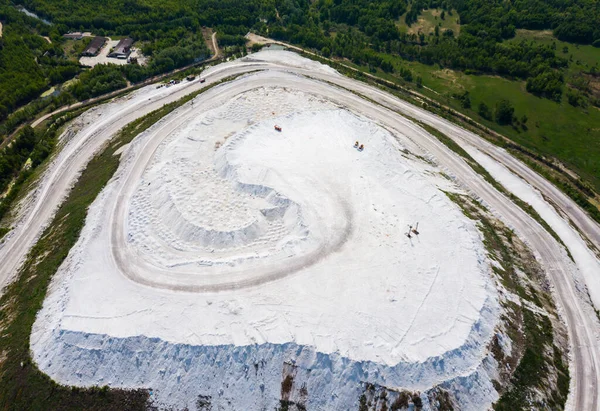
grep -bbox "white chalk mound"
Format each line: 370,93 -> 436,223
124,110 -> 352,290
32,62 -> 498,410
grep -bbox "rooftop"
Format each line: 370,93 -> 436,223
108,37 -> 133,58
81,36 -> 106,56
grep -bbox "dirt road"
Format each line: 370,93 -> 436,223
29,38 -> 222,131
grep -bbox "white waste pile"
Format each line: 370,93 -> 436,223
31,55 -> 499,410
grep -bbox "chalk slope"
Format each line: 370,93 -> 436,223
31,66 -> 498,409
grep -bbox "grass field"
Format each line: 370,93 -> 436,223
398,8 -> 460,36
509,30 -> 600,73
341,48 -> 600,194
62,37 -> 91,62
432,72 -> 600,192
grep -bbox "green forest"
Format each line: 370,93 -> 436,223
2,0 -> 600,195
0,2 -> 80,121
5,0 -> 600,105
0,0 -> 211,124
4,0 -> 598,111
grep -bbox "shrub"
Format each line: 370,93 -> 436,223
495,99 -> 514,125
478,102 -> 492,120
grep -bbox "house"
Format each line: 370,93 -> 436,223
108,38 -> 133,59
81,36 -> 106,56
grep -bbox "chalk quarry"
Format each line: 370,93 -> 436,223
26,51 -> 599,410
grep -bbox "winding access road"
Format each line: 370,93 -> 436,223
0,52 -> 598,410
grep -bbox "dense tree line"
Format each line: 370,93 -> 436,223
68,65 -> 127,100
455,0 -> 600,46
4,0 -> 600,118
9,0 -> 599,107
0,0 -> 212,126
0,1 -> 81,121
269,0 -> 577,101
0,126 -> 33,194
0,118 -> 68,222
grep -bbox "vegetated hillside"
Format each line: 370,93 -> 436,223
12,0 -> 598,101
3,0 -> 600,197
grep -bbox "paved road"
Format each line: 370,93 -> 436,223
0,55 -> 598,410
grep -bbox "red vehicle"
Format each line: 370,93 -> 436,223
274,125 -> 282,132
200,78 -> 206,83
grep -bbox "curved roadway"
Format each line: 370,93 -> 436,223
109,83 -> 354,291
0,55 -> 598,410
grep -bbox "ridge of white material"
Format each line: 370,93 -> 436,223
468,147 -> 600,310
31,56 -> 499,409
